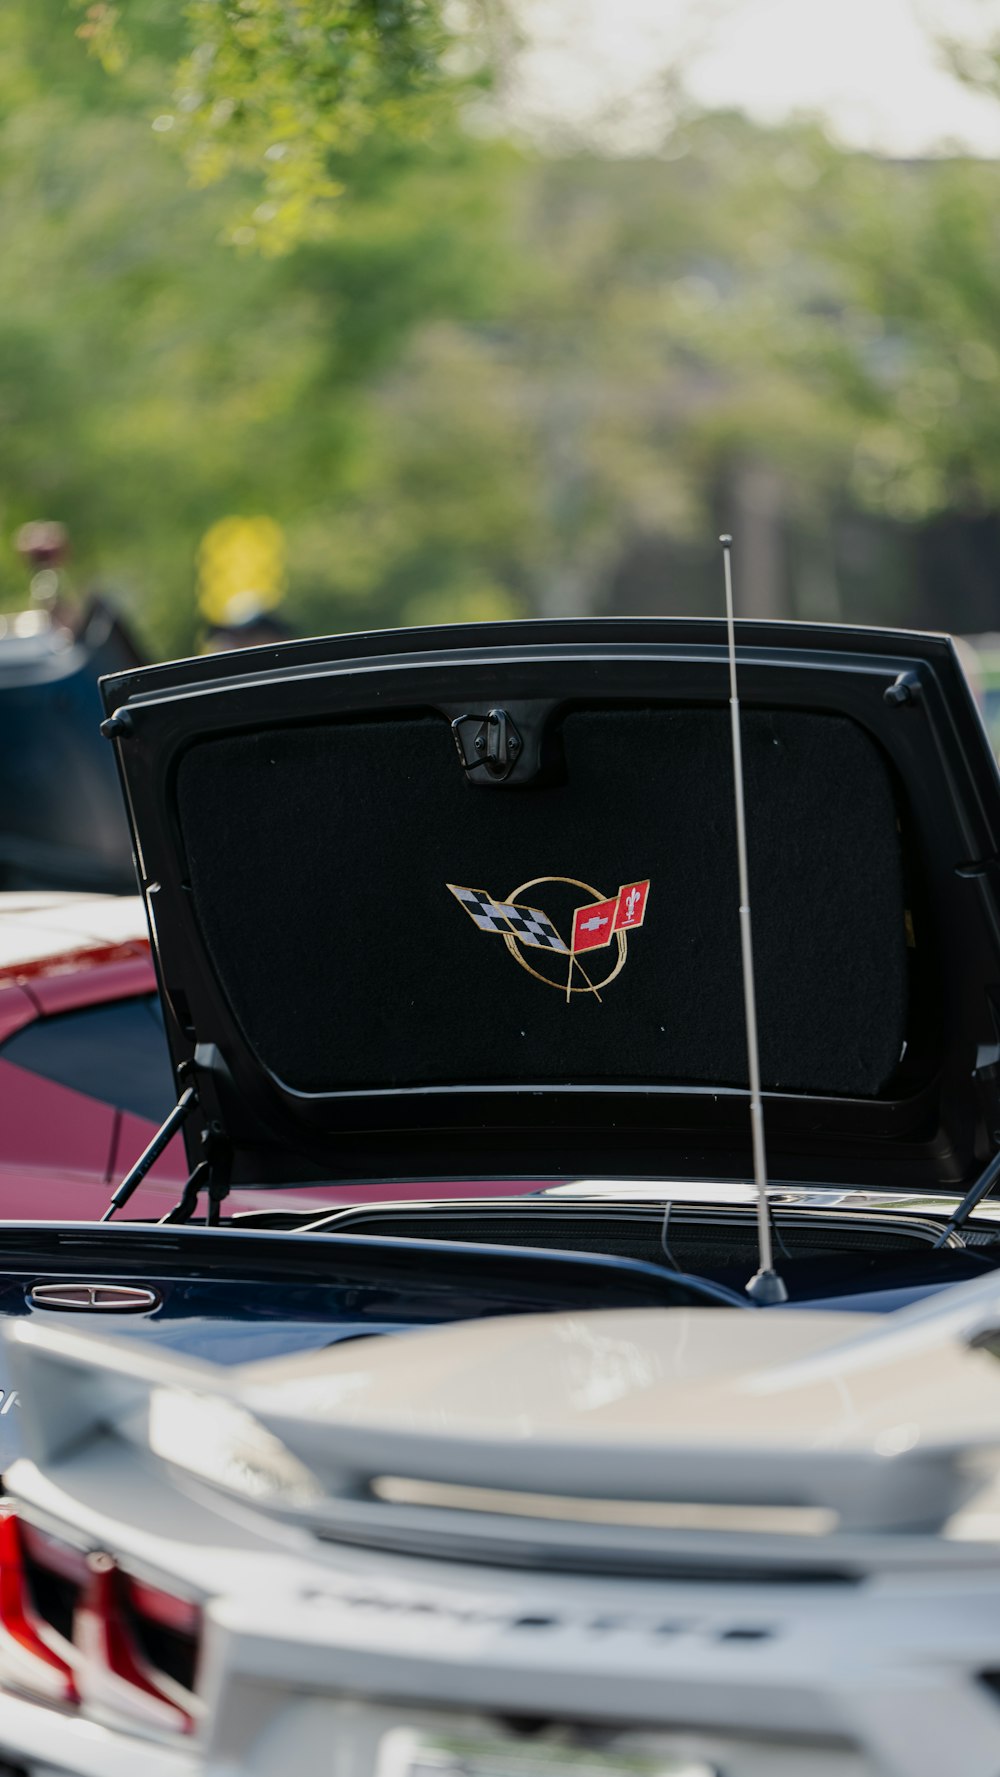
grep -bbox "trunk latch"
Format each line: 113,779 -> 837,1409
451,708 -> 523,782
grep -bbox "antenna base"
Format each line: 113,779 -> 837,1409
745,1267 -> 789,1305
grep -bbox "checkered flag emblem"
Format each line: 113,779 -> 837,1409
447,884 -> 569,953
500,902 -> 569,953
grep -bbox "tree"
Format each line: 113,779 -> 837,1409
76,0 -> 499,249
0,0 -> 518,651
17,0 -> 1000,649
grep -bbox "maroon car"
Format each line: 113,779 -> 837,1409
0,892 -> 543,1219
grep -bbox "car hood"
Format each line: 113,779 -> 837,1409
0,890 -> 149,981
99,616 -> 1000,1194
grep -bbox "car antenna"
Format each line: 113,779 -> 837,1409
719,534 -> 788,1305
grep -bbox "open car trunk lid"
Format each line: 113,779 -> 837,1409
100,616 -> 1000,1195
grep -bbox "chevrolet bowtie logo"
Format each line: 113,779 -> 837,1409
447,876 -> 650,1002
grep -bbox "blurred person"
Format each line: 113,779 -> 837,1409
11,519 -> 145,660
14,520 -> 76,633
200,591 -> 296,653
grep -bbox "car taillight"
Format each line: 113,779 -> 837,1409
75,1556 -> 196,1732
124,1576 -> 201,1692
0,1511 -> 201,1733
0,1514 -> 79,1703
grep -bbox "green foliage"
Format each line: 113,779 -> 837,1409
0,0 -> 519,651
670,122 -> 1000,528
76,0 -> 494,249
789,152 -> 1000,521
7,0 -> 1000,653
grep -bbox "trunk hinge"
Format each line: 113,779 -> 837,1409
102,1045 -> 235,1226
158,1122 -> 232,1226
101,1080 -> 198,1223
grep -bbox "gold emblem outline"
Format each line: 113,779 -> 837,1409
502,875 -> 628,996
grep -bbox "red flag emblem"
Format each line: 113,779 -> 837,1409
571,895 -> 618,953
613,879 -> 650,932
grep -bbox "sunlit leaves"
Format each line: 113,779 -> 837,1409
769,150 -> 1000,519
76,0 -> 496,248
0,0 -> 517,649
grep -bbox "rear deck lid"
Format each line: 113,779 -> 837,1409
100,617 -> 1000,1193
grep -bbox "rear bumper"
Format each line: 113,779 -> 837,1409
191,1563 -> 1000,1777
3,1564 -> 1000,1777
0,1685 -> 193,1777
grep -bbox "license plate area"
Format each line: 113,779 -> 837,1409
377,1726 -> 717,1777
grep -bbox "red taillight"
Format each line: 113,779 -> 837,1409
76,1556 -> 194,1732
125,1576 -> 201,1638
0,1514 -> 78,1703
19,1522 -> 89,1589
0,1512 -> 201,1733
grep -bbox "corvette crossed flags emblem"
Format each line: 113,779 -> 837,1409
447,877 -> 650,1002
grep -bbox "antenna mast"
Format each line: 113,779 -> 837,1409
719,534 -> 787,1305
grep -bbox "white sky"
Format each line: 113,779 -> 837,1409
505,0 -> 1000,155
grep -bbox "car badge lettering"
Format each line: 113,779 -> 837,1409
447,877 -> 650,1002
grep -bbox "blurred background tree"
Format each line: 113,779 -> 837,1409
3,0 -> 1000,651
76,0 -> 502,250
0,0 -> 522,650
